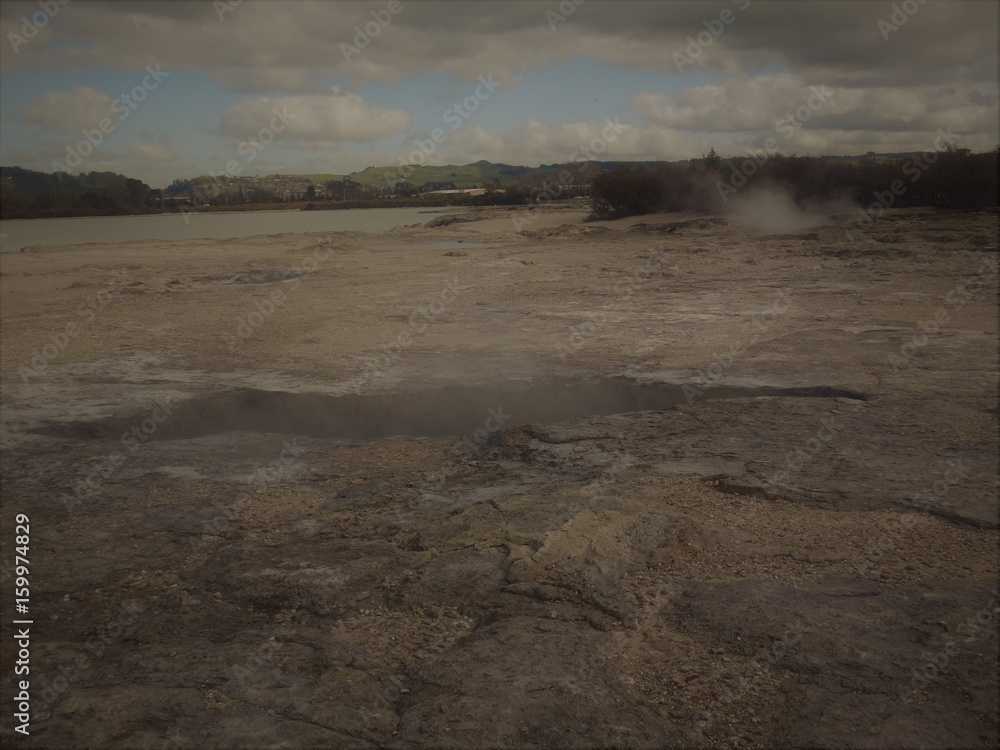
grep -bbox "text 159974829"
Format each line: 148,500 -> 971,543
13,513 -> 32,736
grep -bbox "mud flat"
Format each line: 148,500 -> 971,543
1,205 -> 997,748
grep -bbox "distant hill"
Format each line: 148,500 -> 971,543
288,155 -> 921,189
344,161 -> 522,188
293,160 -> 665,189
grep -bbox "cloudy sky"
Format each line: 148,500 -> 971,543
1,0 -> 997,188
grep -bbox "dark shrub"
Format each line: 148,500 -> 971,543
587,148 -> 999,220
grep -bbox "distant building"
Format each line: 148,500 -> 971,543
424,188 -> 488,196
421,181 -> 457,192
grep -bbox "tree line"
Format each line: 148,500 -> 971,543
1,167 -> 161,220
589,147 -> 1000,219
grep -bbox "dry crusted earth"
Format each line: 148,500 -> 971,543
0,205 -> 998,749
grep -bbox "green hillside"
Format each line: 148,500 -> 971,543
293,154 -> 943,189
296,173 -> 346,183
293,161 -> 603,188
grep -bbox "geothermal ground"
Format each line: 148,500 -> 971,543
1,204 -> 997,749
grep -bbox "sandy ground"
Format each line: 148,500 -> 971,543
0,203 -> 997,749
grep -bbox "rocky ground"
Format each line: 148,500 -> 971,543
1,204 -> 997,749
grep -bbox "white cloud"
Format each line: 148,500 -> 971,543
630,75 -> 1000,144
128,142 -> 175,162
218,91 -> 411,144
2,1 -> 995,90
23,87 -> 115,132
631,75 -> 817,132
2,0 -> 997,185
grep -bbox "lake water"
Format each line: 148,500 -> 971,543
0,207 -> 448,253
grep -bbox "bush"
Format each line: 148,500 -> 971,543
587,148 -> 999,220
591,166 -> 667,218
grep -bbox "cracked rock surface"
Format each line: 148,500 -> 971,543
1,205 -> 997,748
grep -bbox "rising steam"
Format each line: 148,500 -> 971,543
723,185 -> 853,232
